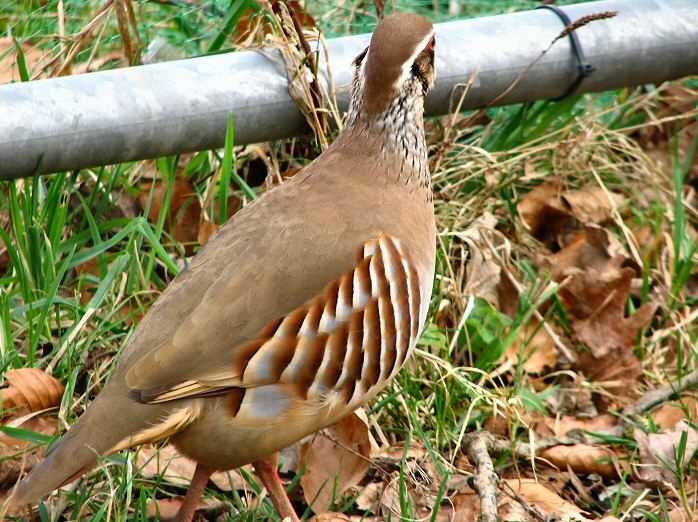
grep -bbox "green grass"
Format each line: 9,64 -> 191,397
1,1 -> 698,521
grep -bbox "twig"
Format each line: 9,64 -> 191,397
501,481 -> 547,522
57,0 -> 66,54
486,366 -> 698,466
458,10 -> 618,131
463,432 -> 499,522
282,0 -> 327,140
623,365 -> 698,418
114,0 -> 134,65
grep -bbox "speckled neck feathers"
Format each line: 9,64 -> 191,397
343,73 -> 430,193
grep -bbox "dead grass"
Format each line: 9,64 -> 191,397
0,0 -> 697,520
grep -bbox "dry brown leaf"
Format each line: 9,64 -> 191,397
651,397 -> 698,429
504,479 -> 585,518
138,175 -> 202,255
667,506 -> 698,522
355,481 -> 382,512
500,496 -> 531,522
557,255 -> 656,358
1,368 -> 64,418
539,444 -> 618,478
637,85 -> 698,186
146,496 -> 220,519
501,319 -> 557,374
0,415 -> 58,490
299,410 -> 373,513
633,420 -> 698,486
576,348 -> 644,408
541,414 -> 617,438
518,182 -> 574,248
457,212 -> 503,308
561,186 -> 623,225
631,223 -> 661,265
74,256 -> 103,306
547,228 -> 656,406
519,182 -> 625,252
548,227 -> 612,280
432,492 -> 479,521
137,444 -> 254,491
311,513 -> 352,522
136,444 -> 196,487
379,478 -> 415,520
209,465 -> 255,492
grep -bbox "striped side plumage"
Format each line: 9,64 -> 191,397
8,13 -> 437,521
131,236 -> 423,414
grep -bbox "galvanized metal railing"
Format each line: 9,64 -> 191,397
0,0 -> 696,179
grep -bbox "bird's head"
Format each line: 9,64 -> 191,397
349,13 -> 435,120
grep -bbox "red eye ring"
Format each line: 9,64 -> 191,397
353,46 -> 369,66
426,35 -> 435,53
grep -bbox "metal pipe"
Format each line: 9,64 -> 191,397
0,0 -> 696,179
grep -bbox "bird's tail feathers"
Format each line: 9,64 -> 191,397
5,380 -> 189,510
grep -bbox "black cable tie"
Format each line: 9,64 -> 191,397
537,4 -> 595,100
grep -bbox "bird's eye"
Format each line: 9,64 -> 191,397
353,46 -> 369,67
426,35 -> 435,54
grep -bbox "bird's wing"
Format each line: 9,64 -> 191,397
118,162 -> 427,397
127,233 -> 423,407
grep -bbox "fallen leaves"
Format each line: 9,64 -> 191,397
146,497 -> 222,519
503,479 -> 585,518
651,397 -> 698,429
518,182 -> 575,248
0,416 -> 58,491
561,186 -> 623,225
458,212 -> 505,308
538,414 -> 617,438
0,369 -> 64,491
501,319 -> 558,374
138,167 -> 242,253
518,182 -> 623,248
136,444 -> 253,491
299,410 -> 373,513
633,420 -> 698,486
1,368 -> 64,418
539,444 -> 618,478
543,227 -> 657,405
555,252 -> 657,359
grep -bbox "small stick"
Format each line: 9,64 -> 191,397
283,0 -> 326,136
114,0 -> 134,65
624,365 -> 698,418
57,0 -> 66,54
501,481 -> 547,522
463,432 -> 499,522
458,10 -> 617,131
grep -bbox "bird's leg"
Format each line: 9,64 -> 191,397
252,456 -> 300,522
165,463 -> 211,522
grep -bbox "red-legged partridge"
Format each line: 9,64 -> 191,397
10,12 -> 436,522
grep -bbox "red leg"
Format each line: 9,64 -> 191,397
253,457 -> 300,522
164,463 -> 211,522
